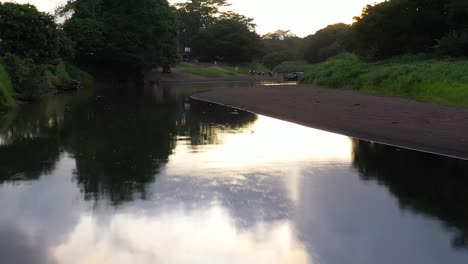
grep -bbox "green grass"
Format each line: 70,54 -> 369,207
55,62 -> 73,81
179,63 -> 235,77
64,63 -> 94,86
52,61 -> 94,87
0,54 -> 93,107
300,53 -> 468,107
0,64 -> 16,109
179,62 -> 269,77
220,63 -> 269,74
184,67 -> 236,77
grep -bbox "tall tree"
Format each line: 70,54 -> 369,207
0,3 -> 70,63
192,18 -> 262,63
263,30 -> 297,40
175,0 -> 231,48
304,23 -> 351,63
62,0 -> 179,72
352,0 -> 448,59
261,30 -> 305,69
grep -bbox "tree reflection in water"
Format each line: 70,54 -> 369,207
0,85 -> 256,204
352,140 -> 468,249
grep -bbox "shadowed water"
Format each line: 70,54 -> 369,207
0,82 -> 468,264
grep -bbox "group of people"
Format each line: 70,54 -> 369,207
249,70 -> 274,77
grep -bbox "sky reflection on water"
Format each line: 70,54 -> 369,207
1,86 -> 468,264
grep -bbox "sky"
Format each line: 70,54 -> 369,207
5,0 -> 384,37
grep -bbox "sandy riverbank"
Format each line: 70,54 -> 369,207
192,85 -> 468,160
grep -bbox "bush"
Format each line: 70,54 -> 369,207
436,31 -> 468,57
1,54 -> 93,101
301,53 -> 468,107
64,63 -> 94,87
55,62 -> 72,82
1,54 -> 54,100
0,64 -> 15,109
304,23 -> 351,63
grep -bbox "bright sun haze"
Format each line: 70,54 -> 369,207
10,0 -> 384,37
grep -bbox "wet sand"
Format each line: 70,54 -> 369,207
192,85 -> 468,160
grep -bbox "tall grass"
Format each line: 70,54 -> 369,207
64,63 -> 94,86
53,61 -> 94,86
0,64 -> 16,109
301,53 -> 468,107
179,63 -> 236,77
0,54 -> 93,105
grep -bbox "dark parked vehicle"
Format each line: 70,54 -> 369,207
283,72 -> 304,81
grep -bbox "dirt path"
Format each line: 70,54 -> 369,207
192,85 -> 468,160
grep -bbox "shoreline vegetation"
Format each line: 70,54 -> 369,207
0,3 -> 95,110
178,62 -> 269,77
275,53 -> 468,107
0,55 -> 93,108
1,0 -> 468,110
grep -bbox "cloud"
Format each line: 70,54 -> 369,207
53,208 -> 309,264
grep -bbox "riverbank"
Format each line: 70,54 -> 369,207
151,64 -> 282,84
0,55 -> 93,109
192,85 -> 468,160
275,54 -> 468,107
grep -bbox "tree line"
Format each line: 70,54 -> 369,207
1,0 -> 468,108
260,0 -> 468,69
303,0 -> 468,65
0,0 -> 266,108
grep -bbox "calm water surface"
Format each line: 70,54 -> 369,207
1,83 -> 468,264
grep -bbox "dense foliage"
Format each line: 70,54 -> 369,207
289,0 -> 468,106
0,3 -> 91,108
2,0 -> 468,108
352,0 -> 448,59
261,30 -> 305,69
192,19 -> 262,63
175,0 -> 261,63
0,3 -> 71,63
0,0 -> 182,108
1,53 -> 93,101
304,23 -> 351,63
175,0 -> 231,48
0,64 -> 15,109
301,0 -> 468,61
62,0 -> 180,72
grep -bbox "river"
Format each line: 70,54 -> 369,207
0,82 -> 467,264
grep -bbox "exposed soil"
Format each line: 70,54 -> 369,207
192,85 -> 468,160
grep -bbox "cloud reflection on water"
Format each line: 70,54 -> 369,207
53,207 -> 309,264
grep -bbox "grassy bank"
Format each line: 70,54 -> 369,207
179,63 -> 236,77
220,63 -> 269,74
0,64 -> 15,109
0,54 -> 93,106
54,62 -> 94,87
179,62 -> 269,77
287,53 -> 468,107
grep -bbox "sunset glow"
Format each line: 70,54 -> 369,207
8,0 -> 384,36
